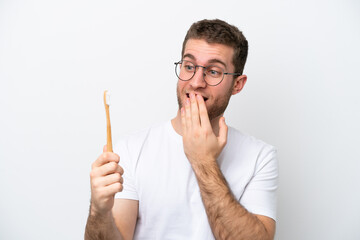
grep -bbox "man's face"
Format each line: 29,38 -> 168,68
177,39 -> 237,120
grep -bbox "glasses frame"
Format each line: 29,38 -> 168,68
174,60 -> 242,86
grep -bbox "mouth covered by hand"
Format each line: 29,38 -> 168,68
180,93 -> 228,164
186,93 -> 208,102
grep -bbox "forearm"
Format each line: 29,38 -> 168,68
85,207 -> 123,240
192,160 -> 272,240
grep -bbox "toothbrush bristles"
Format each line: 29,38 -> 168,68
105,91 -> 110,106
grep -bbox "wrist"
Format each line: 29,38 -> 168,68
90,204 -> 113,219
187,153 -> 216,165
190,157 -> 217,176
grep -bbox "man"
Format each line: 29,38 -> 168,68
85,19 -> 278,240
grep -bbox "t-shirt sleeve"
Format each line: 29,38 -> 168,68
240,146 -> 278,221
114,139 -> 139,200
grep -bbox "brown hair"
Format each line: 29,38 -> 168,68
181,19 -> 248,75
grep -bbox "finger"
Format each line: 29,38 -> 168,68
93,173 -> 123,188
197,94 -> 211,130
95,161 -> 120,176
91,162 -> 123,180
184,97 -> 192,130
218,117 -> 228,145
116,164 -> 124,176
92,152 -> 120,168
181,107 -> 187,134
103,145 -> 107,153
190,93 -> 200,128
103,182 -> 123,196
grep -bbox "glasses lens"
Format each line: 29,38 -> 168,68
204,66 -> 224,86
176,60 -> 195,81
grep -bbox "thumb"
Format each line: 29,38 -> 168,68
103,145 -> 107,153
218,117 -> 228,146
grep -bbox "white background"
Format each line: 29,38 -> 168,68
1,0 -> 359,239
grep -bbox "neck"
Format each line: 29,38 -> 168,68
171,110 -> 222,137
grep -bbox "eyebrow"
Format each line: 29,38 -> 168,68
183,53 -> 227,68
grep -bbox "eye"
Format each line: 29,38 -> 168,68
209,70 -> 219,75
183,63 -> 194,72
185,65 -> 194,70
206,66 -> 223,78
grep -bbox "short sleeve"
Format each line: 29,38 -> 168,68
114,139 -> 139,200
240,146 -> 278,221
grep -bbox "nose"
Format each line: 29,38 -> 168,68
190,67 -> 207,89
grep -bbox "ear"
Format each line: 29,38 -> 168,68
231,75 -> 247,95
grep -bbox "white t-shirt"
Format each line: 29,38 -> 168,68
115,121 -> 278,239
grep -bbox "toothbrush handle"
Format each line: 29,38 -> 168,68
104,91 -> 113,152
105,106 -> 113,152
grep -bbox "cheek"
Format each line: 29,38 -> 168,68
177,80 -> 186,88
208,87 -> 231,103
176,82 -> 182,95
176,82 -> 186,101
177,81 -> 188,95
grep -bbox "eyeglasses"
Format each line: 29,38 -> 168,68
174,60 -> 242,86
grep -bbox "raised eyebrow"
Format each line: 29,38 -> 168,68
183,54 -> 226,68
182,54 -> 195,61
207,59 -> 227,68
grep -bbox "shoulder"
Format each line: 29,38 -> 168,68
225,126 -> 277,169
227,126 -> 276,153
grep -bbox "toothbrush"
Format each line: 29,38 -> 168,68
104,90 -> 113,152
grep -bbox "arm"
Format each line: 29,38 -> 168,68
191,159 -> 275,240
112,199 -> 138,240
85,200 -> 138,240
85,146 -> 138,240
85,209 -> 122,240
181,94 -> 275,240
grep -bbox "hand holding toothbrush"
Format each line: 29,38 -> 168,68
89,91 -> 124,217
